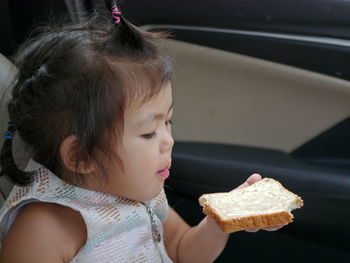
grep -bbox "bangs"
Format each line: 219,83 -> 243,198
108,55 -> 173,109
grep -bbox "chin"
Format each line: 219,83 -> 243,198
139,187 -> 164,202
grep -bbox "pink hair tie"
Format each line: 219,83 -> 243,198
111,6 -> 121,24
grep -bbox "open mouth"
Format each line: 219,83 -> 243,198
156,168 -> 170,179
156,162 -> 171,179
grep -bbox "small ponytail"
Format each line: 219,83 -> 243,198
0,121 -> 33,186
105,0 -> 168,55
105,0 -> 122,25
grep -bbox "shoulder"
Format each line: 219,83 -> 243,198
0,202 -> 87,263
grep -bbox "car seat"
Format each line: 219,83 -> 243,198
0,53 -> 31,205
0,1 -> 106,204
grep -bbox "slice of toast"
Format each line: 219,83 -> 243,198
199,178 -> 303,232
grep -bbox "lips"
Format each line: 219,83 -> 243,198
156,168 -> 170,179
156,162 -> 171,180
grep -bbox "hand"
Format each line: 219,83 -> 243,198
232,173 -> 288,233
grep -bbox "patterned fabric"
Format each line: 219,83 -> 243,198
0,159 -> 173,263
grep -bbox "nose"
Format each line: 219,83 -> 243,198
161,129 -> 174,153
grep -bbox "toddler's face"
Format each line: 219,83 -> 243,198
101,81 -> 174,201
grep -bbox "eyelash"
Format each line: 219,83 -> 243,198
142,119 -> 174,139
142,132 -> 157,139
166,119 -> 174,126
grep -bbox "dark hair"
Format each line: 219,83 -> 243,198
0,2 -> 173,186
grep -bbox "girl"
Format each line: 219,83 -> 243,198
0,2 -> 285,262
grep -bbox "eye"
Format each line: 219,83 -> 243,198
142,132 -> 157,139
165,119 -> 174,126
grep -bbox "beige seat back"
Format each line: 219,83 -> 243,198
0,53 -> 31,204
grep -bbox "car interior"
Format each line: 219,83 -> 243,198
0,0 -> 349,262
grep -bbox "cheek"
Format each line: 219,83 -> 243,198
122,139 -> 159,173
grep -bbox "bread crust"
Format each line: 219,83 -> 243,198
203,205 -> 294,232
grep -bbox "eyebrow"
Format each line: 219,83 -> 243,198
135,101 -> 174,129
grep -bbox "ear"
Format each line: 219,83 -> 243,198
60,134 -> 95,174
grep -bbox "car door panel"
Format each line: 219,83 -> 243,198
161,39 -> 350,152
151,27 -> 350,81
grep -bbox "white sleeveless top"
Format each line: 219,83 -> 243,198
0,159 -> 173,262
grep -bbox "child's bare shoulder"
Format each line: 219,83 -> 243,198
0,202 -> 87,263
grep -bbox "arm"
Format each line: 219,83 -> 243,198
163,174 -> 286,263
164,207 -> 229,263
0,202 -> 86,263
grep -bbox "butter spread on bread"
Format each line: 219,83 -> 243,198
199,178 -> 304,232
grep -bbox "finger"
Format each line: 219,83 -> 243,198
234,173 -> 262,191
262,224 -> 287,231
234,181 -> 250,190
246,173 -> 262,185
245,228 -> 260,233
